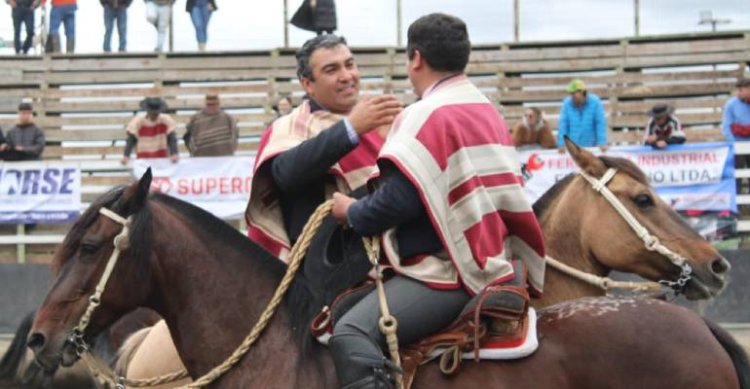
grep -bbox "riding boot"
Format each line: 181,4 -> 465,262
65,37 -> 75,54
329,333 -> 397,389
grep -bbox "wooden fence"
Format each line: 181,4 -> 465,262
1,30 -> 749,263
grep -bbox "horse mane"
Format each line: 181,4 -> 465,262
148,194 -> 321,355
0,311 -> 35,383
533,155 -> 650,218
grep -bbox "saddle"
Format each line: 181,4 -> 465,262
311,261 -> 535,389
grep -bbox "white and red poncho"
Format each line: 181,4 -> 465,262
376,75 -> 546,295
245,100 -> 383,262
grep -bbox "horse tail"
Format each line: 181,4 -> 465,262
0,310 -> 35,382
114,325 -> 153,376
704,317 -> 750,389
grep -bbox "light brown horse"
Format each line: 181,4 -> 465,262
25,163 -> 748,388
116,138 -> 735,388
534,139 -> 730,306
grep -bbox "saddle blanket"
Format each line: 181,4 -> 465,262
315,308 -> 539,361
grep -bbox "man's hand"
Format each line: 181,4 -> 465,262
331,192 -> 355,226
557,147 -> 566,154
646,134 -> 657,143
348,95 -> 402,135
170,154 -> 179,163
207,2 -> 215,11
120,156 -> 130,165
14,145 -> 23,151
599,145 -> 609,153
656,140 -> 667,149
0,144 -> 6,151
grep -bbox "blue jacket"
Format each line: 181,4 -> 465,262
722,96 -> 750,142
557,93 -> 607,147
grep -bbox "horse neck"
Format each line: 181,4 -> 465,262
145,205 -> 327,385
534,181 -> 609,308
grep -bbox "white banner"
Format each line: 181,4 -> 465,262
132,156 -> 255,220
517,143 -> 734,212
0,161 -> 82,223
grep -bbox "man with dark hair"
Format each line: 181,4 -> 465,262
246,34 -> 402,262
330,13 -> 545,388
2,103 -> 45,161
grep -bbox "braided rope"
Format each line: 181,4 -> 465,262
363,237 -> 404,389
185,199 -> 334,388
80,201 -> 333,388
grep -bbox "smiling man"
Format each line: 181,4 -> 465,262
246,34 -> 402,261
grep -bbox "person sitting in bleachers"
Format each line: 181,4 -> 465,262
512,107 -> 556,149
643,104 -> 685,149
2,103 -> 45,161
121,97 -> 178,165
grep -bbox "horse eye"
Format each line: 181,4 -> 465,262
633,194 -> 654,208
80,244 -> 99,255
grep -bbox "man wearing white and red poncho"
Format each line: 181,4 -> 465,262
330,14 -> 546,388
245,34 -> 402,263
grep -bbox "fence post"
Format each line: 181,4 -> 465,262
16,224 -> 26,264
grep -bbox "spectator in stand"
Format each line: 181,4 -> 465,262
184,94 -> 238,156
643,104 -> 685,149
557,79 -> 608,153
145,0 -> 175,53
186,0 -> 216,52
101,0 -> 132,53
6,0 -> 40,55
0,126 -> 6,160
513,107 -> 555,149
722,76 -> 750,194
272,96 -> 293,118
42,0 -> 77,54
121,97 -> 178,164
290,0 -> 337,35
2,103 -> 45,161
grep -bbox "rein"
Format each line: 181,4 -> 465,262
571,168 -> 693,292
69,200 -> 402,388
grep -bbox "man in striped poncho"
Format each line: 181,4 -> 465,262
330,13 -> 546,389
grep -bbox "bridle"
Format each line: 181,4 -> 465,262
65,207 -> 131,361
576,168 -> 693,291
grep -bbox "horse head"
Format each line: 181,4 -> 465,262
27,170 -> 155,372
558,138 -> 730,300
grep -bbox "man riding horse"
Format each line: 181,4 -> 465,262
329,13 -> 546,389
245,34 -> 402,263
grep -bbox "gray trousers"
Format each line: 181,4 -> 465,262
330,276 -> 470,387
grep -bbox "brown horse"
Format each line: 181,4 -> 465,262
114,138 -> 735,388
25,166 -> 748,388
533,139 -> 730,306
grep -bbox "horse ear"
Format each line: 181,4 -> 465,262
564,136 -> 606,177
122,168 -> 152,213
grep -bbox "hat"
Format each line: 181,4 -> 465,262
648,104 -> 674,118
205,94 -> 220,104
18,102 -> 33,112
566,79 -> 587,93
737,77 -> 750,88
139,97 -> 168,112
